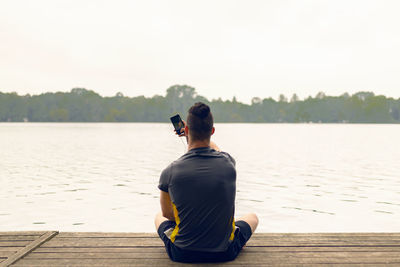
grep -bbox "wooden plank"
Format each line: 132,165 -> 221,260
250,235 -> 400,241
244,246 -> 400,252
0,248 -> 19,252
24,251 -> 400,259
253,234 -> 400,243
253,233 -> 400,237
33,246 -> 400,253
40,237 -> 164,247
11,264 -> 400,267
26,252 -> 169,259
8,258 -> 177,267
0,242 -> 30,247
11,257 -> 400,266
4,232 -> 400,238
250,236 -> 400,241
40,237 -> 400,247
247,239 -> 400,245
264,232 -> 400,237
0,231 -> 58,267
35,247 -> 166,253
246,239 -> 400,246
56,232 -> 400,238
0,237 -> 38,242
54,236 -> 400,243
58,232 -> 158,238
0,232 -> 45,237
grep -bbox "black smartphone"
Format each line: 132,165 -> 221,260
170,114 -> 184,135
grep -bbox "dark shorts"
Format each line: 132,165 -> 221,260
157,220 -> 252,263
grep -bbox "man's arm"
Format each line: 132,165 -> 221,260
160,191 -> 175,221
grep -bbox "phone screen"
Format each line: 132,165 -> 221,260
170,114 -> 184,134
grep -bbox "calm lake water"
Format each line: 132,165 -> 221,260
1,123 -> 399,232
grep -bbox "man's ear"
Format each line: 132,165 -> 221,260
185,125 -> 189,135
211,127 -> 215,135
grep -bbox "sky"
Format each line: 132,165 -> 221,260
1,0 -> 400,103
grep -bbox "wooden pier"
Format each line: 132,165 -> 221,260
1,232 -> 400,266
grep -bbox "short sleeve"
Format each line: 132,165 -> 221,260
221,151 -> 236,167
158,164 -> 172,192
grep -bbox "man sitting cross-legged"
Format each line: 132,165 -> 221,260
155,102 -> 258,263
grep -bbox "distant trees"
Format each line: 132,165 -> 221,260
0,86 -> 399,123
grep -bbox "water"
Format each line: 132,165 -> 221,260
1,123 -> 399,232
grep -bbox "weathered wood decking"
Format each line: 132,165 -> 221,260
1,232 -> 400,266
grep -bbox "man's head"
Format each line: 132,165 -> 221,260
186,102 -> 214,142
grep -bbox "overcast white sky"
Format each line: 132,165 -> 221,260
1,0 -> 400,103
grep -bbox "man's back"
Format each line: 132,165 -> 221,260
155,102 -> 257,263
159,147 -> 236,251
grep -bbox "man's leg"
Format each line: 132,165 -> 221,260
154,211 -> 169,231
237,213 -> 259,233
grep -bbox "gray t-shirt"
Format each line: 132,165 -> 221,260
158,147 -> 236,252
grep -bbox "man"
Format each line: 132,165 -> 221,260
155,102 -> 258,263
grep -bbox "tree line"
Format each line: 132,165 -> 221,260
1,85 -> 399,123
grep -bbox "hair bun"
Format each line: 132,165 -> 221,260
191,103 -> 210,118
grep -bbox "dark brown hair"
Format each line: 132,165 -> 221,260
187,102 -> 213,141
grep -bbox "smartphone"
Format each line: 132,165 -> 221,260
170,114 -> 184,135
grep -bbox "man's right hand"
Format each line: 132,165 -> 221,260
175,120 -> 187,137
